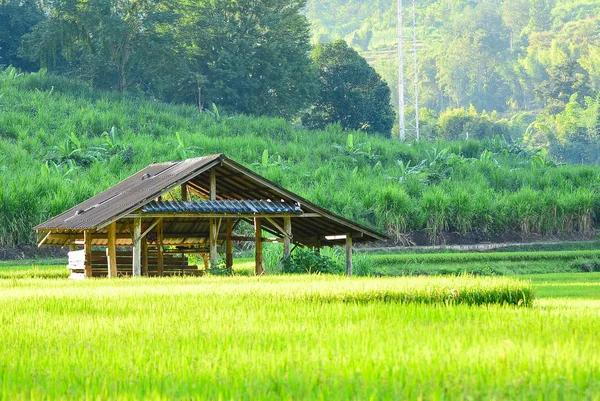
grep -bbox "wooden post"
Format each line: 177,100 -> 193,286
345,233 -> 353,276
132,217 -> 142,277
157,219 -> 164,276
141,237 -> 148,276
255,217 -> 264,275
226,218 -> 233,269
209,217 -> 218,267
107,221 -> 117,279
210,169 -> 217,200
282,216 -> 291,272
181,184 -> 188,201
84,230 -> 92,279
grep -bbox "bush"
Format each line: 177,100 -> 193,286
568,258 -> 600,272
282,248 -> 343,274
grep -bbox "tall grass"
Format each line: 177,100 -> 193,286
1,69 -> 599,246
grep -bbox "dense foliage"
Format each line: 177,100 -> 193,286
302,40 -> 394,136
0,70 -> 599,247
2,0 -> 599,163
1,0 -> 319,119
305,0 -> 600,162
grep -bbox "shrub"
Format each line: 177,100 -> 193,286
282,248 -> 343,274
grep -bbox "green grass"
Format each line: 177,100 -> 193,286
0,261 -> 599,399
364,249 -> 600,276
0,264 -> 68,279
367,249 -> 600,263
524,272 -> 600,299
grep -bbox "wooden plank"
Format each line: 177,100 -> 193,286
226,218 -> 233,269
181,184 -> 188,201
157,219 -> 164,276
282,216 -> 291,272
132,217 -> 142,277
345,233 -> 353,276
255,218 -> 264,275
210,168 -> 217,200
209,217 -> 218,267
141,237 -> 149,276
107,221 -> 117,278
84,231 -> 92,279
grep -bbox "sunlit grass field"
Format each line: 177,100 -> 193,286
0,262 -> 598,400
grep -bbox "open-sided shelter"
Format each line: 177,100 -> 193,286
35,154 -> 386,278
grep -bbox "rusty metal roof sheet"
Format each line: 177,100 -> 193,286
142,200 -> 302,214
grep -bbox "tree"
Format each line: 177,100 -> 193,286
534,60 -> 592,113
22,0 -> 177,91
436,3 -> 512,112
0,0 -> 43,71
303,40 -> 394,137
166,0 -> 318,119
528,0 -> 555,33
501,0 -> 530,50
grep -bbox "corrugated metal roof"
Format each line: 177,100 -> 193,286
143,200 -> 302,214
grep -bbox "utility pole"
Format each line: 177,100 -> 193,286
411,0 -> 420,141
397,0 -> 405,141
397,0 -> 420,141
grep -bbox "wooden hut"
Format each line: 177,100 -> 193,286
34,154 -> 385,278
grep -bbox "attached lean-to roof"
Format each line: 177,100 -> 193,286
142,200 -> 302,215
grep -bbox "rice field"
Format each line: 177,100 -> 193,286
366,249 -> 600,276
0,263 -> 598,400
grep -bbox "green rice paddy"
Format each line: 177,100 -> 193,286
0,258 -> 598,400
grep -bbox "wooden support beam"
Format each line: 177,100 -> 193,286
84,230 -> 92,279
209,217 -> 218,267
140,218 -> 160,241
345,233 -> 353,276
282,216 -> 291,272
265,217 -> 288,237
210,168 -> 217,200
255,217 -> 264,275
107,222 -> 117,279
226,218 -> 233,269
141,237 -> 149,276
132,217 -> 142,277
157,219 -> 164,276
37,231 -> 51,247
181,184 -> 188,201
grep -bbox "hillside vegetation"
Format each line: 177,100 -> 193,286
1,69 -> 599,247
305,0 -> 600,162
